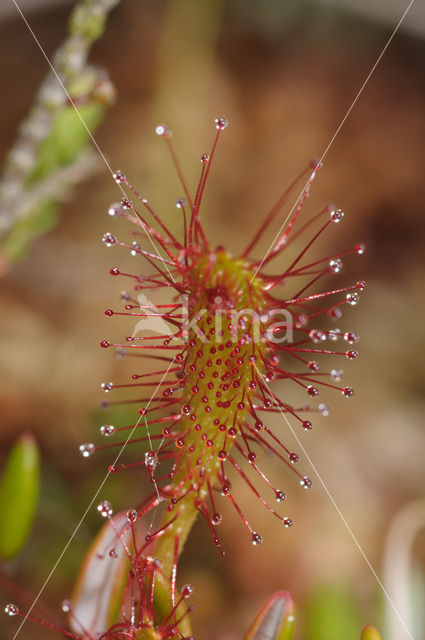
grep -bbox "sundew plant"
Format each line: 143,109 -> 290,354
5,117 -> 371,639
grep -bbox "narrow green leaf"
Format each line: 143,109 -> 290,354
0,432 -> 40,560
361,626 -> 383,640
245,591 -> 295,640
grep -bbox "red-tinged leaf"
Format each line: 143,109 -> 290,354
245,591 -> 295,640
70,511 -> 131,636
361,626 -> 383,640
0,432 -> 40,560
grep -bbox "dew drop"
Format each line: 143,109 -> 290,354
100,424 -> 116,437
102,233 -> 116,247
201,154 -> 209,163
251,532 -> 262,545
295,313 -> 308,328
329,258 -> 343,273
100,340 -> 110,348
283,518 -> 293,528
221,483 -> 231,496
79,442 -> 95,458
182,584 -> 193,598
121,197 -> 131,209
355,243 -> 366,255
328,328 -> 341,342
306,385 -> 319,398
145,450 -> 158,471
113,170 -> 126,183
212,512 -> 223,525
275,490 -> 286,502
101,381 -> 113,392
215,116 -> 228,130
346,292 -> 359,306
330,369 -> 343,382
97,500 -> 113,518
302,420 -> 312,430
176,198 -> 186,209
108,202 -> 124,217
61,599 -> 72,613
4,604 -> 19,616
155,124 -> 171,137
126,509 -> 138,523
309,329 -> 326,343
328,308 -> 343,321
300,476 -> 312,489
289,452 -> 299,464
308,360 -> 319,372
345,350 -> 358,360
318,403 -> 330,416
131,241 -> 141,256
329,208 -> 344,223
344,331 -> 359,344
342,386 -> 355,398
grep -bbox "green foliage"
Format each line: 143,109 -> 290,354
304,584 -> 361,640
28,103 -> 103,184
70,2 -> 109,40
0,433 -> 40,561
0,0 -> 119,270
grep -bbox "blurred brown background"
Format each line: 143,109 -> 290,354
0,1 -> 424,639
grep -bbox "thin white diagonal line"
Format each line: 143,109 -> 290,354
254,364 -> 415,640
250,0 -> 416,283
12,360 -> 176,639
10,0 -> 176,283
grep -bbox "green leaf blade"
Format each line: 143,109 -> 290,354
0,432 -> 40,560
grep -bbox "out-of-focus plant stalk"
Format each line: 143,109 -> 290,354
0,0 -> 121,273
383,498 -> 425,640
147,0 -> 225,215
